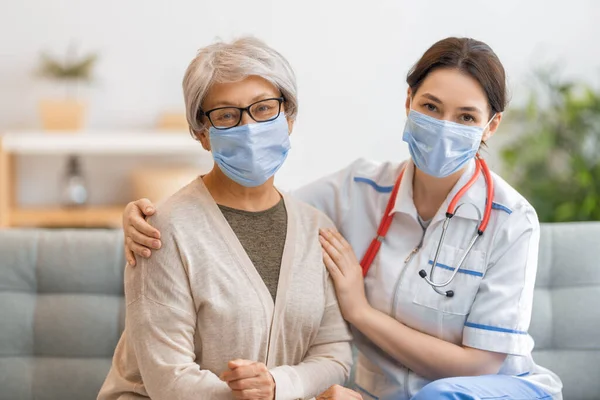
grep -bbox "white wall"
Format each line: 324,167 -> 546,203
1,0 -> 599,202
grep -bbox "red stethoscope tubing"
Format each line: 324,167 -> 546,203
360,157 -> 494,277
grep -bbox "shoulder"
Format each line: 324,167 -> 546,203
290,158 -> 407,230
294,157 -> 405,199
284,194 -> 336,230
487,171 -> 540,256
330,157 -> 404,189
347,158 -> 405,193
147,178 -> 210,235
490,171 -> 538,226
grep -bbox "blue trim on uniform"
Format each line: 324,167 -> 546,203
354,383 -> 379,400
464,321 -> 528,335
353,177 -> 394,193
517,372 -> 531,377
428,260 -> 484,277
492,202 -> 513,214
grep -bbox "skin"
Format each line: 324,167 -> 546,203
319,68 -> 507,381
407,68 -> 501,220
123,75 -> 359,400
124,67 -> 507,386
123,75 -> 292,262
221,360 -> 275,400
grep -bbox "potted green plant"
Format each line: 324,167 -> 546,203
501,67 -> 600,222
37,44 -> 97,131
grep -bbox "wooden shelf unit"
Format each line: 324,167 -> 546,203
0,131 -> 208,228
9,206 -> 124,228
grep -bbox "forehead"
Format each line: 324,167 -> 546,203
416,68 -> 489,110
203,75 -> 280,108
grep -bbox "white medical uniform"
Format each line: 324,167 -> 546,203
294,158 -> 563,400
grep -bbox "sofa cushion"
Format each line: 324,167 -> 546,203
0,229 -> 124,400
531,222 -> 600,400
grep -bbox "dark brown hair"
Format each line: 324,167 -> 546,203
407,37 -> 507,118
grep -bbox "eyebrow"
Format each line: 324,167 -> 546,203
206,93 -> 281,110
421,92 -> 484,114
458,105 -> 483,114
422,93 -> 443,104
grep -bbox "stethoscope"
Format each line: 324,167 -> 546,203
360,156 -> 494,298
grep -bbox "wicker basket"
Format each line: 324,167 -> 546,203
130,167 -> 201,204
39,99 -> 86,131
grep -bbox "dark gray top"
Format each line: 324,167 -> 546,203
218,198 -> 287,302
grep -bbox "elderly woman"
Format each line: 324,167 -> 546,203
97,37 -> 357,400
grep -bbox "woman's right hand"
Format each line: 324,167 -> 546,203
123,198 -> 162,267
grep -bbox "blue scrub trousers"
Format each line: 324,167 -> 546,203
411,375 -> 553,400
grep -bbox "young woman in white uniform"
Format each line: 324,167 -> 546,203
122,37 -> 562,400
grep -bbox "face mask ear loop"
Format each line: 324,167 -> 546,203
483,113 -> 497,132
478,113 -> 498,158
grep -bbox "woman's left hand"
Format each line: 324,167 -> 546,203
319,228 -> 370,324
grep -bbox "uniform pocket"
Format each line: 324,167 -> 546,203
412,242 -> 486,315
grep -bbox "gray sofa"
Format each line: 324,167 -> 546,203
0,223 -> 599,399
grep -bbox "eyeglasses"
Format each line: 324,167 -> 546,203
197,97 -> 285,130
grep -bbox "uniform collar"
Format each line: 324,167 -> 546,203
391,158 -> 487,224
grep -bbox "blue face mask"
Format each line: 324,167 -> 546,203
209,114 -> 291,187
402,108 -> 494,178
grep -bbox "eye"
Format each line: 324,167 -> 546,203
423,103 -> 438,112
460,114 -> 476,123
211,109 -> 239,122
256,104 -> 273,112
217,113 -> 234,121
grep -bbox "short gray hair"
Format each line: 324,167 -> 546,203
183,37 -> 298,134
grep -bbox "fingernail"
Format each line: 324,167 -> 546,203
143,250 -> 151,258
153,240 -> 161,249
146,207 -> 154,213
128,259 -> 135,266
154,231 -> 161,239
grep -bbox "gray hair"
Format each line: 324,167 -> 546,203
183,36 -> 298,134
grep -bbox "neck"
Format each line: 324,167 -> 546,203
412,164 -> 466,221
203,165 -> 281,212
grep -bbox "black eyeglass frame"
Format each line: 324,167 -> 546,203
197,97 -> 285,130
